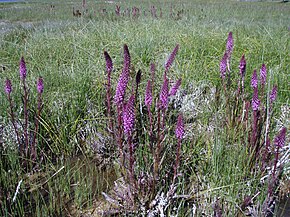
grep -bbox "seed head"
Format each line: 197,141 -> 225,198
5,79 -> 12,95
159,75 -> 169,109
169,78 -> 182,96
270,85 -> 278,104
123,95 -> 135,136
19,56 -> 27,80
251,70 -> 258,89
165,44 -> 179,73
175,113 -> 184,140
239,54 -> 246,77
37,77 -> 44,94
260,64 -> 267,86
274,127 -> 286,148
145,80 -> 152,107
252,87 -> 260,111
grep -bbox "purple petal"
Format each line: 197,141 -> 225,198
260,64 -> 267,86
123,94 -> 135,136
251,87 -> 260,111
169,78 -> 182,96
239,54 -> 246,77
165,44 -> 179,73
251,70 -> 258,89
19,56 -> 27,80
37,77 -> 44,94
175,113 -> 184,140
274,127 -> 286,148
5,79 -> 12,94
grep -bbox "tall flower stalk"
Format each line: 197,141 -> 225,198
272,127 -> 286,179
173,113 -> 184,182
31,77 -> 44,160
104,51 -> 114,133
123,94 -> 136,184
114,44 -> 131,166
165,44 -> 179,74
20,57 -> 30,156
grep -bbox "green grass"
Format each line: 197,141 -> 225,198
0,0 -> 289,216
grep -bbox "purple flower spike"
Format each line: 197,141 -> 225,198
145,80 -> 152,107
114,71 -> 129,105
104,51 -> 113,73
114,45 -> 131,106
239,54 -> 246,77
123,95 -> 135,136
260,64 -> 267,86
165,44 -> 179,73
220,52 -> 227,79
159,75 -> 169,109
270,85 -> 278,104
169,78 -> 182,96
274,127 -> 287,148
37,77 -> 44,94
252,87 -> 260,111
19,56 -> 27,80
5,79 -> 12,94
226,32 -> 234,57
251,70 -> 258,89
175,114 -> 184,140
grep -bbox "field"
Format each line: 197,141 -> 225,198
0,0 -> 289,216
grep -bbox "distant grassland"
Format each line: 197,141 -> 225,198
1,1 -> 289,103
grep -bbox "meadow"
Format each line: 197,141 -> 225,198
0,0 -> 289,216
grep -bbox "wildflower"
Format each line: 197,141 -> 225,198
226,32 -> 234,57
252,87 -> 260,111
220,52 -> 227,79
165,44 -> 179,73
169,78 -> 182,96
270,85 -> 278,104
5,79 -> 12,95
159,75 -> 169,109
19,56 -> 27,80
114,45 -> 131,105
175,114 -> 184,140
260,64 -> 267,86
145,80 -> 152,107
274,127 -> 286,148
123,95 -> 135,136
251,70 -> 258,89
239,54 -> 246,77
104,51 -> 113,73
37,77 -> 44,94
